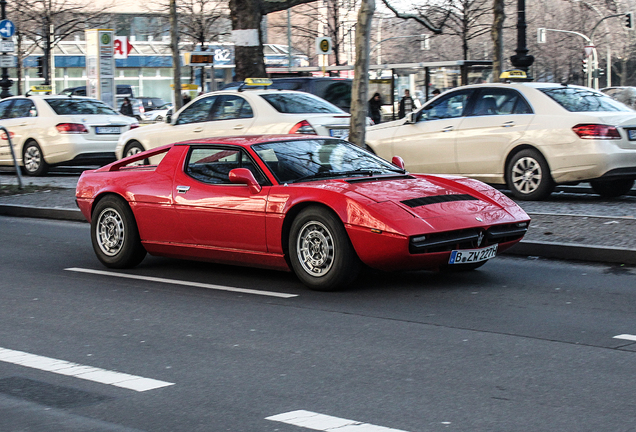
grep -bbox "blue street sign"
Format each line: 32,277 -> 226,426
0,20 -> 15,39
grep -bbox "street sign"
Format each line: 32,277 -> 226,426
584,45 -> 595,57
315,37 -> 333,55
0,40 -> 14,52
0,20 -> 14,38
113,36 -> 133,59
184,52 -> 214,66
0,55 -> 15,67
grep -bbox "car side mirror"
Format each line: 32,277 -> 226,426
229,168 -> 262,194
391,156 -> 405,170
405,111 -> 417,124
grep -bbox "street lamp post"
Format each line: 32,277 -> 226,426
0,0 -> 13,98
509,0 -> 534,74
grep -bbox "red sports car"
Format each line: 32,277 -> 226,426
76,135 -> 530,291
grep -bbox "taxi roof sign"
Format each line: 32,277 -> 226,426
499,69 -> 532,81
244,78 -> 273,86
30,85 -> 52,92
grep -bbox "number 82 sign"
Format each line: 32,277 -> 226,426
315,37 -> 333,55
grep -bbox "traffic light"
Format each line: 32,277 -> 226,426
582,58 -> 589,74
625,12 -> 634,30
36,56 -> 44,78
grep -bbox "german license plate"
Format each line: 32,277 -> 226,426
329,128 -> 348,139
628,129 -> 636,141
95,126 -> 120,134
449,244 -> 498,264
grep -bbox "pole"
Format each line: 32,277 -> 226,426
509,0 -> 534,74
0,0 -> 13,98
607,45 -> 611,87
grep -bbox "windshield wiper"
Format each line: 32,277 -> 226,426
292,169 -> 386,183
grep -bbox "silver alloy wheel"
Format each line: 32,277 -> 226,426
510,156 -> 542,195
126,146 -> 143,157
96,207 -> 125,257
24,145 -> 42,173
296,220 -> 335,277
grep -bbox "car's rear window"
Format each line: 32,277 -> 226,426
260,93 -> 344,114
539,87 -> 632,112
46,99 -> 119,115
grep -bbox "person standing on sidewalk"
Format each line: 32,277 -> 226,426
120,98 -> 134,117
398,89 -> 415,119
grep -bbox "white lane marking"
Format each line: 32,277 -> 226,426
614,334 -> 636,342
266,410 -> 410,432
0,347 -> 173,392
65,267 -> 298,298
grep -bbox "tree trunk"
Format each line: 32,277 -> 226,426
491,0 -> 505,82
170,0 -> 182,111
230,0 -> 266,80
349,0 -> 375,148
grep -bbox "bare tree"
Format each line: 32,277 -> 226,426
491,0 -> 504,81
349,0 -> 374,148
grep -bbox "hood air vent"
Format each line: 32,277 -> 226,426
401,194 -> 478,208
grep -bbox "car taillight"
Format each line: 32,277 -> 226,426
572,124 -> 621,139
289,120 -> 317,134
129,123 -> 140,129
139,106 -> 145,113
56,123 -> 89,134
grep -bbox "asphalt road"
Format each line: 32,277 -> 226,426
0,216 -> 635,432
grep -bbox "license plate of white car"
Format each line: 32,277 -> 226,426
329,129 -> 348,139
448,244 -> 498,264
95,126 -> 120,134
628,129 -> 636,140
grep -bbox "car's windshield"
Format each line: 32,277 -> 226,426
253,139 -> 405,183
46,99 -> 119,115
539,87 -> 633,112
259,93 -> 345,114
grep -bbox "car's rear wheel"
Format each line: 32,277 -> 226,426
91,195 -> 146,268
590,178 -> 634,198
22,140 -> 48,176
289,206 -> 360,291
506,149 -> 554,200
123,141 -> 149,165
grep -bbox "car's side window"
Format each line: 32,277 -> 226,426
470,89 -> 534,116
6,99 -> 36,119
418,90 -> 473,121
210,95 -> 253,121
0,100 -> 13,119
176,96 -> 217,125
185,147 -> 267,185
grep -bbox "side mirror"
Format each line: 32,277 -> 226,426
405,111 -> 417,124
392,156 -> 405,170
229,168 -> 262,194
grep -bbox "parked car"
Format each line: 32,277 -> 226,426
222,77 -> 353,112
600,86 -> 636,109
0,95 -> 139,175
60,85 -> 135,98
76,135 -> 530,291
137,96 -> 167,112
366,82 -> 636,200
116,87 -> 350,160
140,103 -> 173,122
116,97 -> 145,121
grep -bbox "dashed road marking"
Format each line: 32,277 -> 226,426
614,334 -> 636,342
266,410 -> 410,431
0,347 -> 174,392
65,267 -> 298,298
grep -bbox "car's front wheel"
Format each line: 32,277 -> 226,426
22,140 -> 48,176
123,141 -> 149,165
289,206 -> 360,291
590,178 -> 634,198
91,195 -> 146,268
506,149 -> 554,200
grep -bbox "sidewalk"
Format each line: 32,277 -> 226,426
1,180 -> 636,265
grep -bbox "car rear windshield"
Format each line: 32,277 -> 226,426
259,93 -> 344,114
46,99 -> 119,115
539,87 -> 632,112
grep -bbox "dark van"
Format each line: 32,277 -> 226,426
222,77 -> 352,112
59,85 -> 135,98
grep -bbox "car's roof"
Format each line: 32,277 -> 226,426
173,134 -> 334,148
8,95 -> 102,101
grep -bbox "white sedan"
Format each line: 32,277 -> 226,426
365,82 -> 636,200
0,95 -> 139,175
116,89 -> 351,160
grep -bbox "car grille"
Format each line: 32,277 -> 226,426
409,223 -> 528,254
401,194 -> 478,207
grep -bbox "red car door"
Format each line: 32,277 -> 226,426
172,146 -> 269,252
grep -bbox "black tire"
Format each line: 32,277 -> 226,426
289,206 -> 360,291
439,260 -> 487,272
590,178 -> 635,198
123,141 -> 149,165
155,115 -> 163,122
22,141 -> 48,176
91,196 -> 146,268
506,149 -> 554,200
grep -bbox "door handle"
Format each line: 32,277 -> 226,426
176,185 -> 190,194
233,125 -> 244,130
502,121 -> 515,127
441,125 -> 454,132
193,127 -> 203,133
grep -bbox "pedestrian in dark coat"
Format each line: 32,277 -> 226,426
120,97 -> 134,117
368,92 -> 383,125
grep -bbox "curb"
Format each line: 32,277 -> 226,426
2,203 -> 636,267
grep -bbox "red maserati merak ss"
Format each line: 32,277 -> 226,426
76,135 -> 530,291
